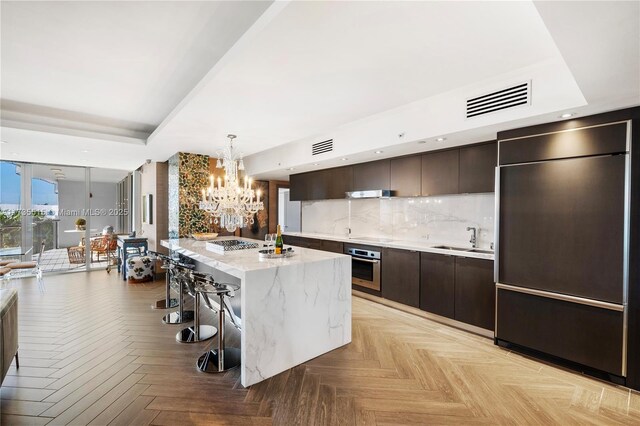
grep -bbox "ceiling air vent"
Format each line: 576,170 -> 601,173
312,139 -> 333,156
466,81 -> 531,118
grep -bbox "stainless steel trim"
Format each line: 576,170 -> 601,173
346,247 -> 381,259
494,166 -> 500,284
498,120 -> 632,143
495,283 -> 625,312
351,257 -> 379,265
497,152 -> 625,168
346,190 -> 392,199
621,120 -> 632,376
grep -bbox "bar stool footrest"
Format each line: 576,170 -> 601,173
162,310 -> 194,324
176,325 -> 217,343
196,347 -> 241,373
152,298 -> 179,310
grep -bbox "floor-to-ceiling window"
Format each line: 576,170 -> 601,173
0,160 -> 130,275
0,161 -> 23,258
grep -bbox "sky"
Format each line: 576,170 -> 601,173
0,161 -> 58,205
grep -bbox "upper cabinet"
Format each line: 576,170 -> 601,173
290,166 -> 352,201
353,160 -> 390,191
290,173 -> 311,201
458,142 -> 497,193
421,149 -> 459,196
390,156 -> 421,197
290,141 -> 496,201
325,166 -> 353,199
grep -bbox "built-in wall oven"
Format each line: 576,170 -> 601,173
346,247 -> 381,291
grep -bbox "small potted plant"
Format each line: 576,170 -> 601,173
75,217 -> 86,231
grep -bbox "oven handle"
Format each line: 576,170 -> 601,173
352,257 -> 380,264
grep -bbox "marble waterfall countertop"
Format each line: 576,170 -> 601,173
161,237 -> 349,278
160,237 -> 351,387
283,232 -> 495,261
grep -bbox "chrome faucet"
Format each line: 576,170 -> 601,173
466,227 -> 477,248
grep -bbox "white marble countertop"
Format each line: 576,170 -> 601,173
161,236 -> 350,279
283,231 -> 494,261
160,235 -> 351,388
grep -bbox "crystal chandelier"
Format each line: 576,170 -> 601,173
199,134 -> 264,232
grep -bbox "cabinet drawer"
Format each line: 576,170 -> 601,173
496,287 -> 624,376
322,240 -> 344,254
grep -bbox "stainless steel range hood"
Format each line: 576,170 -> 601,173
345,190 -> 392,199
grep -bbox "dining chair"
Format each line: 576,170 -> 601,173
7,240 -> 46,292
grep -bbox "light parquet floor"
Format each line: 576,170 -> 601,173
1,271 -> 639,425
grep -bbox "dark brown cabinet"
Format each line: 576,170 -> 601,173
459,142 -> 497,194
282,235 -> 343,254
421,150 -> 459,196
289,173 -> 311,201
321,239 -> 344,254
454,257 -> 495,331
390,156 -> 421,197
421,253 -> 495,330
290,142 -> 496,200
289,166 -> 353,201
420,253 -> 455,318
353,160 -> 390,191
381,248 -> 420,308
324,166 -> 353,199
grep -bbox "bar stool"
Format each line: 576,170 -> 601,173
148,251 -> 179,310
175,270 -> 216,343
195,280 -> 241,373
162,261 -> 195,325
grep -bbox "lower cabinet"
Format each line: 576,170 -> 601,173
282,235 -> 343,254
381,248 -> 420,308
421,253 -> 495,331
455,257 -> 495,331
420,253 -> 455,318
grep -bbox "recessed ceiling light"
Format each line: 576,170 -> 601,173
374,150 -> 383,154
559,113 -> 575,119
50,168 -> 62,172
81,150 -> 89,153
287,167 -> 295,171
435,137 -> 446,142
341,158 -> 348,161
0,140 -> 7,144
313,163 -> 319,166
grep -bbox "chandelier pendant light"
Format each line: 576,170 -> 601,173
199,134 -> 264,232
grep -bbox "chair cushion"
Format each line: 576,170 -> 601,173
0,267 -> 11,276
7,262 -> 36,269
0,260 -> 17,266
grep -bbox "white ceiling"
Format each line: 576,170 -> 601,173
0,1 -> 638,175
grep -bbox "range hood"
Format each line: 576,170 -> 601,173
345,190 -> 392,199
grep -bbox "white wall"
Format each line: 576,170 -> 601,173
58,180 -> 117,247
301,193 -> 495,249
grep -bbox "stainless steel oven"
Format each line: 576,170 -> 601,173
346,247 -> 381,291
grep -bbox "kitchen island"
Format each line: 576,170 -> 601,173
161,237 -> 351,387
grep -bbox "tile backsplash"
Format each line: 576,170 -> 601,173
301,193 -> 495,249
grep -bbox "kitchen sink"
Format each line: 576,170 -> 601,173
468,248 -> 494,254
431,245 -> 494,255
431,245 -> 471,251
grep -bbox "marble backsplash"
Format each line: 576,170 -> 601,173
301,193 -> 495,249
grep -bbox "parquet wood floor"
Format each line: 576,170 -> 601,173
1,271 -> 639,425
